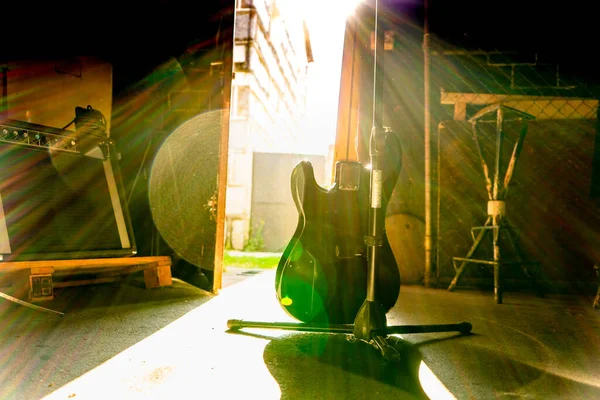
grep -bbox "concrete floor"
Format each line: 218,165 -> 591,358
1,268 -> 599,399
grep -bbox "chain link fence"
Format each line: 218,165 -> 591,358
427,38 -> 600,291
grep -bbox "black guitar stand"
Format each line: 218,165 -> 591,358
227,0 -> 472,361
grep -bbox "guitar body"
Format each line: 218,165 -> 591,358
275,146 -> 401,324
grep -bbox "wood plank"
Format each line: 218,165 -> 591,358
0,256 -> 171,272
213,60 -> 233,293
51,261 -> 170,276
440,91 -> 585,105
31,267 -> 55,275
442,91 -> 598,121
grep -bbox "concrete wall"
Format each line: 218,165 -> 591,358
225,0 -> 313,250
250,152 -> 327,252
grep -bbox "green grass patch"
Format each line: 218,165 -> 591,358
223,251 -> 282,270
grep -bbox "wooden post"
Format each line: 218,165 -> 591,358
334,16 -> 362,166
143,263 -> 173,289
29,266 -> 55,301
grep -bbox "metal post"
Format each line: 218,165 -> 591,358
493,214 -> 502,303
493,108 -> 504,303
493,107 -> 504,200
366,0 -> 386,302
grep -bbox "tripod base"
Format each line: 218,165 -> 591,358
227,319 -> 472,336
448,216 -> 544,304
227,317 -> 472,361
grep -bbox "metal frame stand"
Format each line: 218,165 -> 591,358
448,104 -> 544,304
227,0 -> 472,361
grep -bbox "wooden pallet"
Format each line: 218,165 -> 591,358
0,256 -> 172,302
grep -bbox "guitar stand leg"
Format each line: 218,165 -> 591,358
227,319 -> 355,334
352,298 -> 472,360
372,335 -> 401,361
228,298 -> 472,361
226,317 -> 473,362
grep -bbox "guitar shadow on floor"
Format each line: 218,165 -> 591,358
229,329 -> 450,400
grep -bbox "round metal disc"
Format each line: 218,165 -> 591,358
148,109 -> 222,269
386,213 -> 425,284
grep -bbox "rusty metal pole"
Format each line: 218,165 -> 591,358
423,0 -> 433,287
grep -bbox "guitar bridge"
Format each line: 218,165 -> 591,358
337,162 -> 361,191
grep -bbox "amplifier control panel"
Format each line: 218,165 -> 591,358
0,120 -> 80,153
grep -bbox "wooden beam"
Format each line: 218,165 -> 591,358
0,256 -> 171,272
440,91 -> 598,120
213,43 -> 234,294
453,102 -> 466,121
334,17 -> 362,167
144,265 -> 173,289
439,91 -> 585,105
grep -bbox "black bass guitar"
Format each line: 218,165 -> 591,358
275,132 -> 401,324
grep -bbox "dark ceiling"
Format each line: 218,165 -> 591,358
3,0 -> 235,94
412,0 -> 597,80
3,0 -> 597,87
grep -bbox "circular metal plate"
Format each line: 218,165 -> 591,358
386,213 -> 425,284
148,110 -> 223,268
